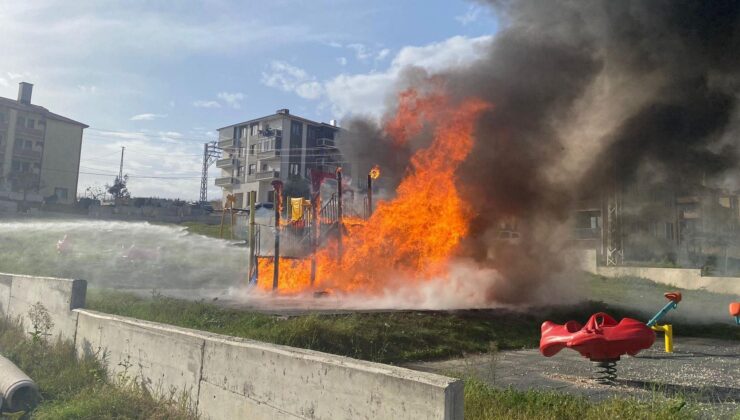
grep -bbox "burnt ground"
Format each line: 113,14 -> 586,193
406,337 -> 740,418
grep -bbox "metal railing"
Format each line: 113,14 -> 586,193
214,176 -> 239,186
247,171 -> 280,182
216,157 -> 236,168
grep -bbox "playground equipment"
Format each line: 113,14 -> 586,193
731,302 -> 740,325
220,194 -> 237,239
540,312 -> 655,383
647,292 -> 681,353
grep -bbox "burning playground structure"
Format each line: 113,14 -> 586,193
245,91 -> 490,296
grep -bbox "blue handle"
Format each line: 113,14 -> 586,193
647,301 -> 678,327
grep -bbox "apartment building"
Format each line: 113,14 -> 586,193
0,82 -> 88,206
215,109 -> 342,208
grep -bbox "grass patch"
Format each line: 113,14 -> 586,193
180,221 -> 227,239
86,280 -> 738,365
0,315 -> 196,419
464,377 -> 695,420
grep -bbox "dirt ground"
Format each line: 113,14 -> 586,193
406,337 -> 740,418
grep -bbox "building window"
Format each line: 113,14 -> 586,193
665,222 -> 674,240
55,188 -> 69,201
267,191 -> 275,203
249,145 -> 255,155
251,123 -> 259,136
11,160 -> 20,171
248,164 -> 256,175
261,163 -> 268,171
14,138 -> 22,148
241,127 -> 248,138
24,140 -> 32,149
21,162 -> 30,172
26,119 -> 34,129
17,116 -> 25,127
0,112 -> 5,123
289,163 -> 300,176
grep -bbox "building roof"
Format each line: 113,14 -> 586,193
0,96 -> 89,128
218,110 -> 337,131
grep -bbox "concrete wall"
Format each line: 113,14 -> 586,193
74,310 -> 204,403
197,334 -> 462,420
577,249 -> 740,295
0,273 -> 86,341
0,273 -> 463,419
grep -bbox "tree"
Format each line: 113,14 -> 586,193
7,169 -> 41,211
107,175 -> 130,201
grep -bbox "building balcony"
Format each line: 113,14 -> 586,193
215,176 -> 240,187
16,126 -> 45,138
13,148 -> 42,160
218,138 -> 235,149
316,137 -> 336,148
256,149 -> 280,159
216,157 -> 237,168
247,170 -> 280,182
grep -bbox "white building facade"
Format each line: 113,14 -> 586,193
0,82 -> 87,206
215,109 -> 342,208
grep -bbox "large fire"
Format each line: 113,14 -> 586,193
258,89 -> 490,294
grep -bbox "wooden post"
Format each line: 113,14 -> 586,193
310,193 -> 319,286
367,174 -> 373,218
336,168 -> 343,263
247,191 -> 257,284
272,181 -> 283,291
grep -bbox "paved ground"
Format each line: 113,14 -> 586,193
406,337 -> 740,418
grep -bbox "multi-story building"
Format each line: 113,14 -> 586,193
215,109 -> 342,207
0,82 -> 87,207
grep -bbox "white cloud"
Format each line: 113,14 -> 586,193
260,36 -> 492,119
261,61 -> 324,100
79,129 -> 209,199
376,48 -> 390,61
336,57 -> 348,66
77,85 -> 97,94
192,100 -> 221,109
130,113 -> 167,121
347,43 -> 372,61
216,91 -> 245,109
325,35 -> 493,118
456,5 -> 483,26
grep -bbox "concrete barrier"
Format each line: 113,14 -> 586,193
74,310 -> 204,403
0,274 -> 11,315
198,334 -> 463,420
0,275 -> 463,419
0,273 -> 86,340
576,250 -> 740,295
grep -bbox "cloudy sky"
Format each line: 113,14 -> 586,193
0,0 -> 497,199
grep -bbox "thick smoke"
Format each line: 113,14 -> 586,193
339,1 -> 740,304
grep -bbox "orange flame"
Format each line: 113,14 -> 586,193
258,88 -> 490,294
369,165 -> 381,180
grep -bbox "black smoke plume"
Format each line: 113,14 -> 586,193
339,1 -> 740,303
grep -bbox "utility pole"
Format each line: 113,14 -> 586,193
200,141 -> 220,203
118,146 -> 125,180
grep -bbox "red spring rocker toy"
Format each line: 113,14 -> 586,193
540,312 -> 655,383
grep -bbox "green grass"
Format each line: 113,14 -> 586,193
464,377 -> 695,420
0,316 -> 197,419
86,275 -> 739,365
180,221 -> 228,239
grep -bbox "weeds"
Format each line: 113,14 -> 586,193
0,316 -> 197,419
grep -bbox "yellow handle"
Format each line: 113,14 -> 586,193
651,324 -> 673,353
